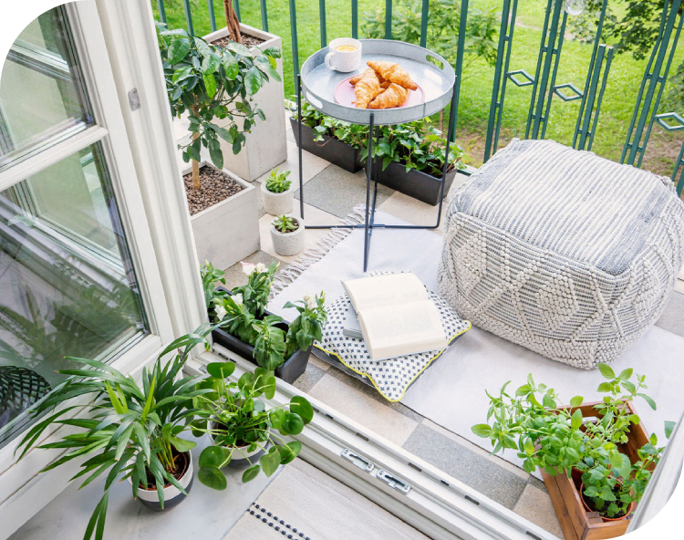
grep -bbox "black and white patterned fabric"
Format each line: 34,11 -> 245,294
316,281 -> 471,402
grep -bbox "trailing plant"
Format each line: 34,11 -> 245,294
265,167 -> 292,193
472,364 -> 674,519
272,215 -> 299,233
191,361 -> 314,487
290,99 -> 370,149
156,23 -> 281,189
15,328 -> 215,540
284,293 -> 327,358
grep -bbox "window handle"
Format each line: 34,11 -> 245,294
340,448 -> 375,473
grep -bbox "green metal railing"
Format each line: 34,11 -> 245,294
153,0 -> 684,192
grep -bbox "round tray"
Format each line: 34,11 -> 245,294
300,39 -> 455,126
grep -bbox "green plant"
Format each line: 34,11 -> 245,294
234,261 -> 279,317
291,99 -> 370,149
15,328 -> 214,540
252,316 -> 288,370
156,23 -> 281,189
272,215 -> 299,233
200,260 -> 227,309
283,293 -> 327,358
265,167 -> 292,193
191,361 -> 313,487
472,364 -> 674,520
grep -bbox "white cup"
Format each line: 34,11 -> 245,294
324,38 -> 362,73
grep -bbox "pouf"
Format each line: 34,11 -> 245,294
438,139 -> 684,369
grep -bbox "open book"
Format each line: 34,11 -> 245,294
342,273 -> 447,360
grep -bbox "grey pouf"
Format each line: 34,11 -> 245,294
438,139 -> 684,369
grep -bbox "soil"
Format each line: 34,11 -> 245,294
140,448 -> 189,491
184,164 -> 243,215
213,31 -> 266,49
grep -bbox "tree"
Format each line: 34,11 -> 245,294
223,0 -> 241,44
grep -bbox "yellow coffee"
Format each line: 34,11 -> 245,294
335,45 -> 358,52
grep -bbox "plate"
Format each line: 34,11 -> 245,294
334,76 -> 425,109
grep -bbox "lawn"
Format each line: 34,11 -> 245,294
152,0 -> 683,177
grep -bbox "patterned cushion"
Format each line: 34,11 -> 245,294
316,287 -> 471,402
439,139 -> 684,369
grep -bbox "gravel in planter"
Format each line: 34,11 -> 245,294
213,34 -> 265,48
183,164 -> 243,215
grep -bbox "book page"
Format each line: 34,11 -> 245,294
357,300 -> 447,360
342,273 -> 428,313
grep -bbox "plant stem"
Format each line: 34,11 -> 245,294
191,131 -> 200,190
223,0 -> 241,43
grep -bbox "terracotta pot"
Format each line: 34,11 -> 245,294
579,482 -> 634,523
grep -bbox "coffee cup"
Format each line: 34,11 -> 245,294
324,38 -> 362,72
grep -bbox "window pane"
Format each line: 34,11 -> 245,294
0,143 -> 148,448
0,6 -> 92,167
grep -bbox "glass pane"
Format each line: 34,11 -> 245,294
0,6 -> 92,167
0,143 -> 148,448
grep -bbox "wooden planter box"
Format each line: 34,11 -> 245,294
290,117 -> 364,173
541,401 -> 649,540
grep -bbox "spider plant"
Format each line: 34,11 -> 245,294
15,327 -> 214,540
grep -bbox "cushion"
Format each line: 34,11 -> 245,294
316,284 -> 471,402
439,139 -> 684,369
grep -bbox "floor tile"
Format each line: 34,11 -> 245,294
402,423 -> 527,510
377,191 -> 448,233
513,484 -> 565,539
309,354 -> 330,372
292,356 -> 327,393
655,291 -> 684,337
307,374 -> 419,447
254,140 -> 329,187
295,165 -> 394,218
222,250 -> 284,289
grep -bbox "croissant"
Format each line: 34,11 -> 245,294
353,69 -> 382,109
367,61 -> 418,91
368,83 -> 409,109
349,69 -> 385,86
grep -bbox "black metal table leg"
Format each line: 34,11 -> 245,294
363,113 -> 375,272
297,74 -> 304,221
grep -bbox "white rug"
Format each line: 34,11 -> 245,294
268,208 -> 684,469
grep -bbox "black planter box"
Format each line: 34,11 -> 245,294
290,117 -> 364,173
368,161 -> 457,206
210,288 -> 310,384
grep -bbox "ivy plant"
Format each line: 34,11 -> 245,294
156,23 -> 281,189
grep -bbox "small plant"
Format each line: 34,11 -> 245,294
192,362 -> 314,487
472,364 -> 674,520
284,293 -> 327,358
15,328 -> 214,540
265,167 -> 292,193
272,215 -> 299,233
200,260 -> 226,309
234,261 -> 279,317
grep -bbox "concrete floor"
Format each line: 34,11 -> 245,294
221,113 -> 684,539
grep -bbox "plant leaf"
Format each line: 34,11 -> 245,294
598,363 -> 616,380
290,396 -> 314,424
168,38 -> 190,64
198,466 -> 227,490
259,448 -> 281,477
242,464 -> 261,483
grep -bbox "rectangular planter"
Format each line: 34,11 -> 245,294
542,401 -> 649,540
369,161 -> 457,206
186,162 -> 260,270
290,117 -> 364,173
210,288 -> 310,384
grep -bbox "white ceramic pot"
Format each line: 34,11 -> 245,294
209,421 -> 269,468
133,450 -> 194,511
270,216 -> 305,256
183,161 -> 260,269
261,181 -> 295,215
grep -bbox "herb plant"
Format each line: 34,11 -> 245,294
272,215 -> 299,233
472,364 -> 674,519
157,24 -> 281,189
192,361 -> 314,487
265,167 -> 292,193
15,328 -> 214,540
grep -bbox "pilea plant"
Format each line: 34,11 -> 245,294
157,23 -> 281,189
192,361 -> 313,487
472,364 -> 674,520
272,215 -> 299,233
265,167 -> 292,193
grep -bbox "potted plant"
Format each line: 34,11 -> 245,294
290,100 -> 367,173
270,214 -> 305,256
14,329 -> 214,540
261,167 -> 294,215
472,364 -> 674,540
202,3 -> 287,181
158,25 -> 279,268
201,261 -> 327,383
190,361 -> 313,488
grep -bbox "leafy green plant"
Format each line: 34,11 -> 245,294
265,167 -> 292,193
191,361 -> 313,487
272,215 -> 299,233
252,316 -> 288,370
15,328 -> 214,540
291,99 -> 370,149
156,23 -> 281,189
284,293 -> 327,358
472,364 -> 674,520
200,260 -> 227,309
234,261 -> 279,317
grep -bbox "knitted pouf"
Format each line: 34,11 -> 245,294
438,139 -> 684,369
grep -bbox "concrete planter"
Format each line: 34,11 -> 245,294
261,181 -> 294,215
185,162 -> 259,270
270,216 -> 305,256
203,23 -> 287,181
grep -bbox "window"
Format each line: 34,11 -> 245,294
0,6 -> 150,449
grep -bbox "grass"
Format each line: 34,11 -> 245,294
153,0 -> 683,177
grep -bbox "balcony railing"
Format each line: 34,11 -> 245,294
152,0 -> 684,194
